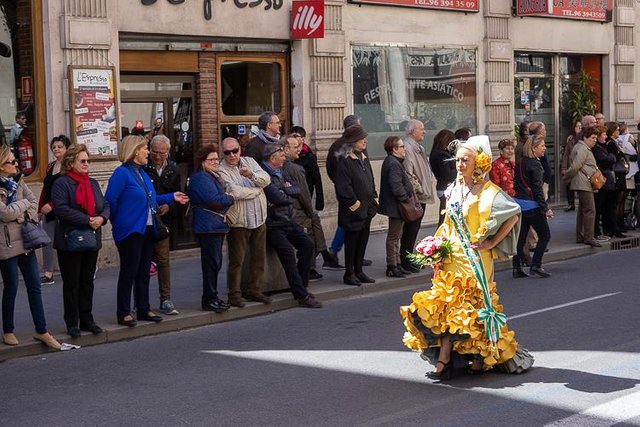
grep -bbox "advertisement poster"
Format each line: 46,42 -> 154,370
516,0 -> 611,22
69,67 -> 119,156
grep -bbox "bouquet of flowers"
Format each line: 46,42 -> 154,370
407,235 -> 452,268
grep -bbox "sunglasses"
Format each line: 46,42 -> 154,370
78,159 -> 90,164
3,159 -> 18,165
223,148 -> 240,156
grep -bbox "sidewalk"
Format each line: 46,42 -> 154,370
1,208 -> 638,362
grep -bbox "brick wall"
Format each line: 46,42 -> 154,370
196,52 -> 217,146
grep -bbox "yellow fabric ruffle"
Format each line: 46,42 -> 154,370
400,269 -> 518,369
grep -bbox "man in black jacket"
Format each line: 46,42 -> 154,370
145,135 -> 181,315
245,111 -> 281,163
261,144 -> 322,308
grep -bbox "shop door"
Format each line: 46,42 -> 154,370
514,54 -> 557,204
120,75 -> 196,250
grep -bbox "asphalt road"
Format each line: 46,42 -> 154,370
2,248 -> 640,426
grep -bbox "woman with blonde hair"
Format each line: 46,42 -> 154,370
512,136 -> 554,278
52,144 -> 110,338
0,145 -> 60,349
105,135 -> 188,327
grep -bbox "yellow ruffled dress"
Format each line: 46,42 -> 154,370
400,181 -> 534,372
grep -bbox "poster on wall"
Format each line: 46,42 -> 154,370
68,66 -> 119,156
348,0 -> 478,13
516,0 -> 612,22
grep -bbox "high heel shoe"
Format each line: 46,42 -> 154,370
426,360 -> 453,380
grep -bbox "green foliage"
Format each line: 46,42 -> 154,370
565,70 -> 597,124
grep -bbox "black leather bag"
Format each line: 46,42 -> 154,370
152,213 -> 170,241
21,219 -> 51,250
65,229 -> 98,252
613,157 -> 629,177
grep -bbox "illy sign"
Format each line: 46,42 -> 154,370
291,0 -> 324,39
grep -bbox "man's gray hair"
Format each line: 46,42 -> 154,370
405,119 -> 424,136
343,114 -> 361,130
258,111 -> 278,130
150,134 -> 171,150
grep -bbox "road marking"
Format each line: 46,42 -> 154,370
545,389 -> 640,426
509,292 -> 621,321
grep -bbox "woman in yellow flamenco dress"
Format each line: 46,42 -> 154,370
400,136 -> 534,380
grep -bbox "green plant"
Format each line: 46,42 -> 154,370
565,70 -> 597,124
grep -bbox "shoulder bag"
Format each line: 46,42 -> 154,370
398,192 -> 424,222
613,156 -> 630,177
21,215 -> 51,250
127,166 -> 170,241
65,228 -> 98,252
583,168 -> 606,191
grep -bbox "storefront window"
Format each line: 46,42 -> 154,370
352,45 -> 477,158
220,61 -> 282,116
1,1 -> 38,176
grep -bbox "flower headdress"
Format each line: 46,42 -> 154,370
460,135 -> 492,184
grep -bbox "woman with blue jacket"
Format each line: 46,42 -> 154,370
188,145 -> 235,313
105,135 -> 188,327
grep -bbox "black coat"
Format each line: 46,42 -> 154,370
335,151 -> 378,231
51,175 -> 110,251
144,160 -> 180,221
261,162 -> 300,228
429,148 -> 456,191
378,155 -> 412,219
514,156 -> 547,211
593,142 -> 617,191
295,144 -> 324,211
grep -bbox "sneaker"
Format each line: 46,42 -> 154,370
159,299 -> 179,315
40,275 -> 55,286
298,294 -> 322,308
150,262 -> 158,277
309,269 -> 323,281
596,235 -> 611,242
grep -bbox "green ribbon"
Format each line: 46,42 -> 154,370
448,201 -> 506,343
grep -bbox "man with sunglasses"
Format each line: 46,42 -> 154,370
218,137 -> 272,307
144,135 -> 181,316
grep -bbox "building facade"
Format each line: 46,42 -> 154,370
0,0 -> 637,260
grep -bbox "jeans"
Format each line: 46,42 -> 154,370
330,225 -> 345,253
266,223 -> 314,300
115,228 -> 155,319
344,218 -> 372,276
197,234 -> 225,304
58,249 -> 99,328
400,203 -> 426,265
513,209 -> 550,269
0,251 -> 47,334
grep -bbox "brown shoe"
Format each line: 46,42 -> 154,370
33,332 -> 61,350
245,292 -> 272,304
228,296 -> 246,308
298,294 -> 322,308
3,333 -> 19,346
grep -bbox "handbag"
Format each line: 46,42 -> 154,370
398,193 -> 424,222
588,169 -> 607,191
613,157 -> 629,176
65,228 -> 98,252
21,217 -> 51,250
127,165 -> 170,241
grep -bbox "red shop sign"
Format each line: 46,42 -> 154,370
348,0 -> 479,13
291,0 -> 325,39
516,0 -> 612,22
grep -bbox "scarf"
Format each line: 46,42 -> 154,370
257,129 -> 280,144
0,175 -> 18,205
67,170 -> 96,216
